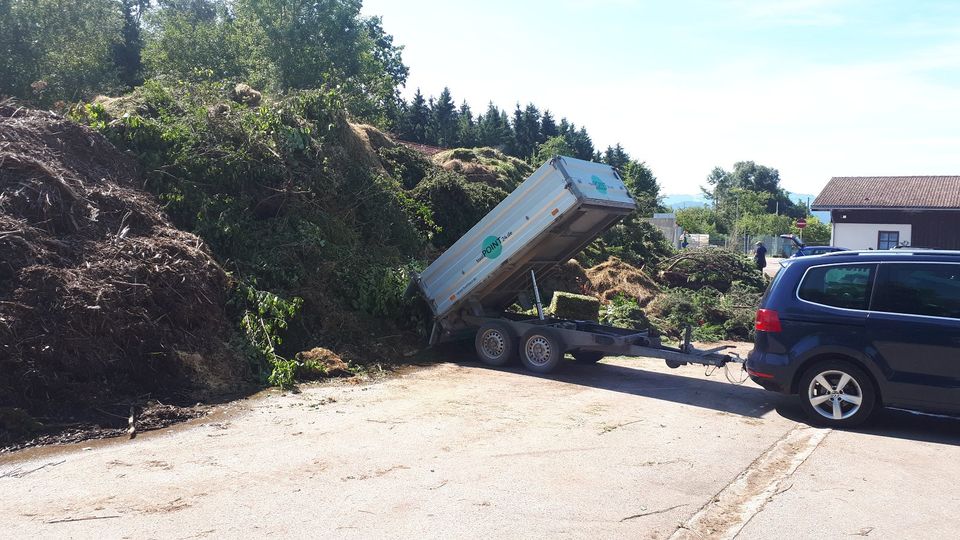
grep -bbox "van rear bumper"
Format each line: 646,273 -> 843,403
746,348 -> 794,394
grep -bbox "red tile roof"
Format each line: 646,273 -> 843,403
812,176 -> 960,210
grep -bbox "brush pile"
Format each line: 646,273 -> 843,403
0,101 -> 243,413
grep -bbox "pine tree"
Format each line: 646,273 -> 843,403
113,0 -> 147,88
457,101 -> 477,147
430,87 -> 458,147
403,89 -> 430,142
603,144 -> 630,170
541,110 -> 558,139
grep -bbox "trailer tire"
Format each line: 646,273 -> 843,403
519,329 -> 564,373
573,351 -> 605,364
475,322 -> 517,366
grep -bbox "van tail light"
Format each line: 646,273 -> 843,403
755,309 -> 782,333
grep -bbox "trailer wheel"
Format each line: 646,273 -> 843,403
475,322 -> 517,366
573,351 -> 605,364
519,330 -> 564,373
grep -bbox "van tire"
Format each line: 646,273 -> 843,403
798,360 -> 877,428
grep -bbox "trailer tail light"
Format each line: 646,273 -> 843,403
755,309 -> 782,333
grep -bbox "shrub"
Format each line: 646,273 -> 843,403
601,295 -> 651,330
411,170 -> 508,249
579,216 -> 674,269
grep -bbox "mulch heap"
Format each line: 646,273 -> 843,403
0,101 -> 245,418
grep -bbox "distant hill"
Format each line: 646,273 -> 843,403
662,194 -> 709,209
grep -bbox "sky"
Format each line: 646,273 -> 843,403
361,0 -> 960,196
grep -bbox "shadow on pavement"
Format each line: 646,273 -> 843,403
471,357 -> 784,419
776,400 -> 960,446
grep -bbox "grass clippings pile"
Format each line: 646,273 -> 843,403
432,147 -> 534,191
585,257 -> 660,305
0,100 -> 243,418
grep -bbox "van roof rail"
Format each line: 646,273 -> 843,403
825,249 -> 960,257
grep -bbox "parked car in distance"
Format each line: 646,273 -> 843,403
779,233 -> 848,258
791,245 -> 849,258
747,250 -> 960,427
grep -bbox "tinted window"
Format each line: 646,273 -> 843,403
799,264 -> 875,310
873,263 -> 960,319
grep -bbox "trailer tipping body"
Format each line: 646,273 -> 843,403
416,156 -> 634,339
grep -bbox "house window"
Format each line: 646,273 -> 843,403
878,231 -> 899,250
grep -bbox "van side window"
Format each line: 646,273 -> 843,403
798,264 -> 875,310
873,264 -> 960,319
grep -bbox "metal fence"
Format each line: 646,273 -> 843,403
706,233 -> 791,257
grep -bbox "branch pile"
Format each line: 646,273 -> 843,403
658,247 -> 765,292
0,101 -> 244,413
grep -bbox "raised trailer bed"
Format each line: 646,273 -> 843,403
414,155 -> 741,373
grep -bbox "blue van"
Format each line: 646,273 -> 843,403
747,250 -> 960,427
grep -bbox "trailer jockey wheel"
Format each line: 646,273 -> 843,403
519,330 -> 564,373
474,322 -> 517,366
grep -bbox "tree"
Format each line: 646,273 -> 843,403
429,87 -> 458,147
534,135 -> 573,164
676,207 -> 720,235
800,216 -> 831,244
602,144 -> 630,170
541,110 -> 558,138
401,89 -> 429,142
457,101 -> 477,147
621,160 -> 662,215
703,161 -> 802,218
143,1 -> 247,84
476,102 -> 511,148
1,0 -> 125,104
114,0 -> 149,88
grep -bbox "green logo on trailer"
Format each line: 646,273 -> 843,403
481,235 -> 503,259
591,175 -> 608,194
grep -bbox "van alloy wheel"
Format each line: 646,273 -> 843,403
807,369 -> 863,421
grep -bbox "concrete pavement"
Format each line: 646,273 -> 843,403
2,355 -> 958,539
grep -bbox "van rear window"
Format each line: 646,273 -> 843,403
798,264 -> 875,310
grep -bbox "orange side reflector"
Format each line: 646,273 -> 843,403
551,208 -> 559,216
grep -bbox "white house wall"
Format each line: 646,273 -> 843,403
832,223 -> 912,249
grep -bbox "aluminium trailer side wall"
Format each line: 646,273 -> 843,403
416,156 -> 636,337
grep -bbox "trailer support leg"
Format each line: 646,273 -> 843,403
530,270 -> 545,321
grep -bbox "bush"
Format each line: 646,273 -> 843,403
579,216 -> 674,269
549,291 -> 600,321
646,283 -> 762,342
600,295 -> 651,330
378,144 -> 434,190
411,170 -> 508,249
74,80 -> 434,380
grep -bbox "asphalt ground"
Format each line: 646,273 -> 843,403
3,353 -> 959,539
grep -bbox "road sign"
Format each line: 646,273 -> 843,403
796,218 -> 807,229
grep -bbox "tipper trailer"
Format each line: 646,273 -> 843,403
413,156 -> 741,374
